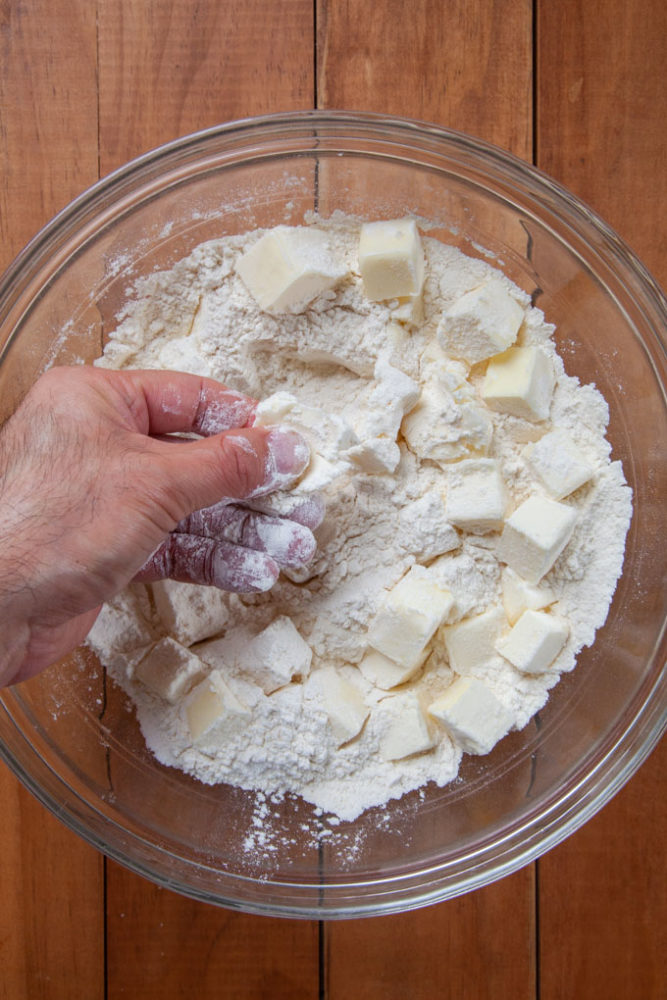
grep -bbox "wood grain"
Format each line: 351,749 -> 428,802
325,870 -> 535,1000
0,769 -> 105,1000
97,0 -> 315,173
537,0 -> 667,285
318,1 -> 537,994
107,860 -> 320,999
537,3 -> 667,996
317,0 -> 533,158
0,1 -> 99,264
538,740 -> 667,1000
0,3 -> 104,998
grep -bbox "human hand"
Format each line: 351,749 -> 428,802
0,366 -> 316,685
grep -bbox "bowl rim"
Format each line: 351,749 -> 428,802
0,110 -> 665,918
2,110 -> 666,317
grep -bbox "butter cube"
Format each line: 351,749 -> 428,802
316,667 -> 369,746
481,346 -> 555,421
135,637 -> 207,704
379,691 -> 435,761
347,358 -> 419,475
367,566 -> 454,669
151,579 -> 229,646
501,567 -> 555,625
428,677 -> 513,754
402,381 -> 493,464
361,356 -> 420,440
390,291 -> 424,327
236,226 -> 346,314
184,670 -> 250,746
347,438 -> 400,475
496,610 -> 569,674
438,278 -> 524,364
398,490 -> 459,561
236,616 -> 312,693
525,428 -> 595,499
443,605 -> 507,673
358,219 -> 425,301
445,459 -> 507,533
358,648 -> 424,690
86,589 -> 156,674
497,496 -> 577,583
194,625 -> 252,668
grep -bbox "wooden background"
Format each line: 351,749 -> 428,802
1,1 -> 665,996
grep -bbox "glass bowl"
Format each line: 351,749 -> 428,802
0,111 -> 664,918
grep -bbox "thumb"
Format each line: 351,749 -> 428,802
149,425 -> 311,521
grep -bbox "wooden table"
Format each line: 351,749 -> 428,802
1,2 -> 665,996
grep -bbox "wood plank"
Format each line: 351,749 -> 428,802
538,740 -> 667,1000
0,768 -> 105,1000
317,0 -> 533,158
107,860 -> 320,999
98,0 -> 316,173
324,871 -> 535,1000
97,3 -> 320,996
537,0 -> 667,285
0,3 -> 104,999
0,1 -> 99,263
537,5 -> 667,995
318,2 -> 536,995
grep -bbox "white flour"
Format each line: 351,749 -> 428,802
89,214 -> 632,826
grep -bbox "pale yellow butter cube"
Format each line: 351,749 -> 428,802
397,490 -> 460,562
316,667 -> 369,746
501,567 -> 555,625
86,589 -> 157,675
438,278 -> 524,364
443,605 -> 507,673
524,428 -> 595,499
445,458 -> 507,533
236,226 -> 346,314
358,219 -> 425,301
402,382 -> 493,464
367,566 -> 454,669
358,648 -> 425,690
390,290 -> 424,327
496,609 -> 569,674
347,438 -> 400,475
379,691 -> 435,761
497,496 -> 577,583
236,616 -> 312,694
428,677 -> 513,754
151,579 -> 229,646
136,637 -> 207,704
184,670 -> 250,746
481,346 -> 555,421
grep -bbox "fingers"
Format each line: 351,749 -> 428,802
244,492 -> 326,530
177,503 -> 317,569
134,497 -> 319,592
149,425 -> 311,519
135,534 -> 280,594
109,369 -> 258,436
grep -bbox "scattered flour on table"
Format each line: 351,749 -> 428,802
88,213 -> 632,829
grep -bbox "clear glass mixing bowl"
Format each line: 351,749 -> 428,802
0,112 -> 664,918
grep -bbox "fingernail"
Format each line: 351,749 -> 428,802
266,427 -> 311,478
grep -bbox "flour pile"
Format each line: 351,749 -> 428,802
88,215 -> 632,822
